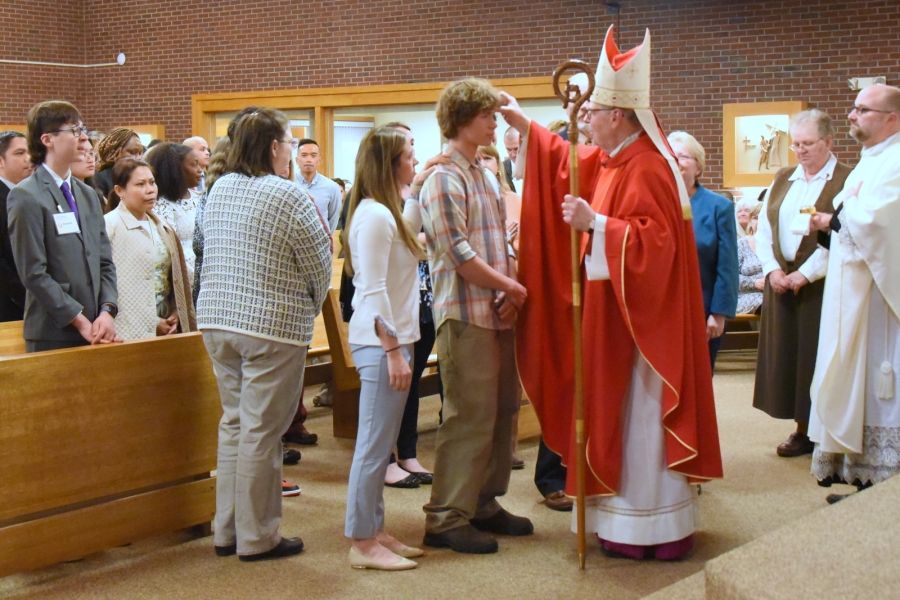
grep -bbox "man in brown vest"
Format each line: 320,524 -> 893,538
753,109 -> 852,456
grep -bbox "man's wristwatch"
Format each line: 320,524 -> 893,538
100,304 -> 118,319
587,215 -> 596,232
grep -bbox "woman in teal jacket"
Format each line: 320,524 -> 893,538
669,132 -> 739,369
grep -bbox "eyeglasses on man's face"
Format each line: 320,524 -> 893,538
674,153 -> 696,164
583,107 -> 616,120
50,125 -> 88,137
789,139 -> 823,152
850,105 -> 892,116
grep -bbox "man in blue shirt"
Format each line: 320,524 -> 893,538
295,139 -> 342,232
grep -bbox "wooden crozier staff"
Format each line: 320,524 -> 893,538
551,60 -> 594,570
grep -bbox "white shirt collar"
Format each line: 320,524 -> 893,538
608,130 -> 643,158
42,164 -> 72,189
788,153 -> 837,183
861,131 -> 900,158
0,175 -> 16,190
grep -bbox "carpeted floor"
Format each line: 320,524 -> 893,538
1,362 -> 850,599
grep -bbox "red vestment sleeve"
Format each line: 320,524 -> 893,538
516,123 -> 603,471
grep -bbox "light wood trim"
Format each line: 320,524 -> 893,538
335,115 -> 376,123
0,333 -> 220,521
192,77 -> 557,171
0,124 -> 25,133
0,321 -> 25,357
314,106 -> 334,178
125,124 -> 165,142
0,478 -> 214,577
321,288 -> 359,389
723,101 -> 806,187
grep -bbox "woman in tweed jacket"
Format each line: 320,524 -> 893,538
197,108 -> 331,563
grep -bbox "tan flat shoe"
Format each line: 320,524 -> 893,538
349,548 -> 417,571
393,545 -> 424,558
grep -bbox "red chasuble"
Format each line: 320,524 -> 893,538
516,123 -> 723,497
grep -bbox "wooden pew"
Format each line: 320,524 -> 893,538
0,332 -> 220,577
720,313 -> 761,352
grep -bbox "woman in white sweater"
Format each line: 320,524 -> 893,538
343,126 -> 425,571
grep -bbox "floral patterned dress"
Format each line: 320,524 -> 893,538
736,237 -> 763,314
155,192 -> 198,284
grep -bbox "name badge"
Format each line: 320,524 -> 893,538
53,212 -> 81,235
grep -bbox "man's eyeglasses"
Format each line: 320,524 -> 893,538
789,139 -> 823,152
49,125 -> 88,137
674,154 -> 696,163
851,105 -> 892,116
290,138 -> 299,150
583,107 -> 617,120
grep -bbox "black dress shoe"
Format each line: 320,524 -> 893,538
826,493 -> 853,504
423,524 -> 498,554
238,537 -> 304,562
215,544 -> 237,557
385,474 -> 420,488
283,448 -> 301,465
470,507 -> 534,536
283,430 -> 318,446
511,456 -> 525,470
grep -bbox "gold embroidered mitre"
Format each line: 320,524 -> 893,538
590,25 -> 651,109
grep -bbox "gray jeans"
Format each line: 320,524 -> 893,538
345,343 -> 413,539
202,329 -> 307,555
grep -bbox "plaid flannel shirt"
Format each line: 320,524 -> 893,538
419,149 -> 511,331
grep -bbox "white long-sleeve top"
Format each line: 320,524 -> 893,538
348,197 -> 423,346
755,154 -> 837,282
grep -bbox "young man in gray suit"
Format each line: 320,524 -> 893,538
7,101 -> 119,352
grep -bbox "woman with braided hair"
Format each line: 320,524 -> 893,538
92,127 -> 144,203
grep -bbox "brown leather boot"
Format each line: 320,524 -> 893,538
776,432 -> 814,457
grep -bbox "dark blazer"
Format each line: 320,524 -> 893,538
92,167 -> 114,204
0,180 -> 26,321
502,157 -> 517,193
7,164 -> 117,342
690,184 -> 739,318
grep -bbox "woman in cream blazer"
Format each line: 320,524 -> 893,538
104,158 -> 195,340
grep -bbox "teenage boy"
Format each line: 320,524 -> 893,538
0,130 -> 32,321
8,101 -> 119,352
420,78 -> 531,555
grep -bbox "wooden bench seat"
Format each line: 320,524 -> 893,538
0,333 -> 220,577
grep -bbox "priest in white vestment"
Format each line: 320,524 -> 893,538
808,84 -> 900,503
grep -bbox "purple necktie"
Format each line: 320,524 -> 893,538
60,180 -> 80,223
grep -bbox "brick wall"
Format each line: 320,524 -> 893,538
2,0 -> 898,187
0,0 -> 86,124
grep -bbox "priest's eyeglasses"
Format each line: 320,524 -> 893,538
583,107 -> 617,120
851,105 -> 892,116
50,125 -> 88,137
789,139 -> 822,151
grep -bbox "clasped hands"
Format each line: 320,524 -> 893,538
72,311 -> 123,345
768,269 -> 808,295
494,279 -> 527,324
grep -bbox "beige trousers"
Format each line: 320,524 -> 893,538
202,329 -> 307,555
424,320 -> 520,533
